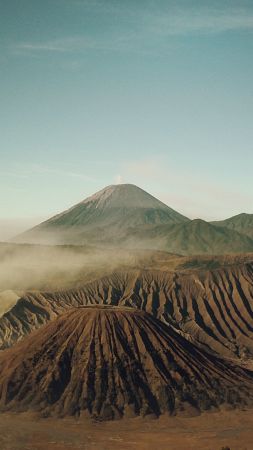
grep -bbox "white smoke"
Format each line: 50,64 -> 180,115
114,174 -> 124,184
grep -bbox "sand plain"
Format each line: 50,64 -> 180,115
0,409 -> 252,450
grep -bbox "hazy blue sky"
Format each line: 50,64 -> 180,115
1,0 -> 253,237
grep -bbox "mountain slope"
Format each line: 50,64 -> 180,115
124,219 -> 253,254
0,306 -> 252,419
212,213 -> 253,239
1,261 -> 253,360
16,184 -> 189,245
14,184 -> 253,254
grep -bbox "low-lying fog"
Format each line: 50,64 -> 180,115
0,218 -> 43,241
0,243 -> 135,292
1,241 -> 252,318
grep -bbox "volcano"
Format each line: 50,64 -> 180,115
0,306 -> 252,420
14,184 -> 189,245
14,184 -> 253,254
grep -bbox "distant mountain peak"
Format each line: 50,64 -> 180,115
15,184 -> 189,245
79,183 -> 173,210
14,184 -> 253,254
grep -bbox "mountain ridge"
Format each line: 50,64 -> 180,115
212,213 -> 253,239
1,261 -> 253,361
14,183 -> 253,254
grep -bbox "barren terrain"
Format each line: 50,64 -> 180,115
2,306 -> 251,419
0,409 -> 252,450
1,257 -> 253,363
0,242 -> 253,448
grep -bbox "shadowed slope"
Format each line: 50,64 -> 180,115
0,306 -> 252,419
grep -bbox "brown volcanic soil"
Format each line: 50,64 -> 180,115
0,306 -> 252,420
1,410 -> 253,450
1,261 -> 253,363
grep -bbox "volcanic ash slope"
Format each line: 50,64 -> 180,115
1,262 -> 253,360
0,306 -> 252,420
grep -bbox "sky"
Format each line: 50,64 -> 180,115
1,0 -> 253,238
